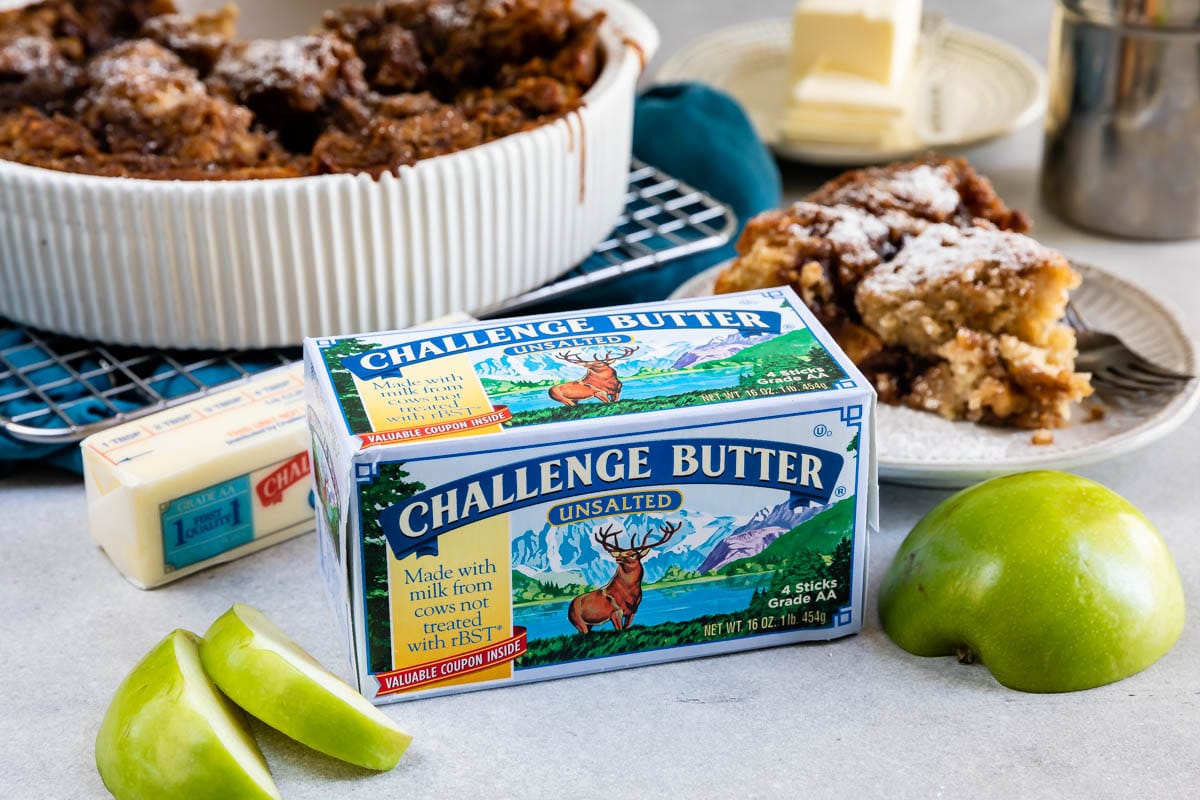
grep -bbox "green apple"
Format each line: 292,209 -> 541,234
878,471 -> 1185,693
95,629 -> 280,800
200,603 -> 411,771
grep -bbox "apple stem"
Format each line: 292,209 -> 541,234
956,645 -> 978,665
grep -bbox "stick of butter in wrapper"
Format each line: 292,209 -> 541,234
81,315 -> 473,589
81,365 -> 311,589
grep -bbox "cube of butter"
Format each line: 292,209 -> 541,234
781,68 -> 914,145
791,0 -> 923,88
81,365 -> 312,589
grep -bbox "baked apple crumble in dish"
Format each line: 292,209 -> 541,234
0,0 -> 606,178
715,156 -> 1093,430
0,0 -> 657,348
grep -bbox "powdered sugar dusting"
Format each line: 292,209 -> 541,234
860,223 -> 1054,296
86,40 -> 200,93
817,163 -> 964,218
785,201 -> 890,269
878,401 -> 1119,462
882,164 -> 961,216
215,35 -> 338,96
79,40 -> 212,121
141,6 -> 236,58
0,36 -> 60,74
878,393 -> 1158,469
823,203 -> 890,247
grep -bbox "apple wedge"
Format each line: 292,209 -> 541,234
95,629 -> 280,800
200,604 -> 411,771
879,471 -> 1186,693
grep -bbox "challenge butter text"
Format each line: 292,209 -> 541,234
396,443 -> 826,540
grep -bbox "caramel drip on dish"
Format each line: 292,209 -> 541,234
623,36 -> 647,72
577,109 -> 587,204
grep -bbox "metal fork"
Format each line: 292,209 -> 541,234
1066,302 -> 1195,397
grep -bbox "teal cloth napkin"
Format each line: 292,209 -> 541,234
0,82 -> 779,475
0,346 -> 283,476
527,82 -> 781,311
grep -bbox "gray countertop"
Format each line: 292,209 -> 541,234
2,1 -> 1199,797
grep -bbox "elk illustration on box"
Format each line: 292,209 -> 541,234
568,521 -> 682,633
548,347 -> 640,406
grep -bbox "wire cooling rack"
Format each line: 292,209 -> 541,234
476,160 -> 735,315
0,160 -> 735,445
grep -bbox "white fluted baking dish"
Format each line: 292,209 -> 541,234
0,0 -> 658,349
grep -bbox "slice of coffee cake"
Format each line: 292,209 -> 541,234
713,156 -> 1092,429
856,224 -> 1092,428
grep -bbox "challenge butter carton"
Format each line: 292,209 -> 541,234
304,288 -> 877,703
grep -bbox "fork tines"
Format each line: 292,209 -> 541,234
1066,301 -> 1194,398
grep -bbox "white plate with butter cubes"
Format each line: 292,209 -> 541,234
655,15 -> 1047,166
671,262 -> 1199,488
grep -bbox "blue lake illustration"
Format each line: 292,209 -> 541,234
494,366 -> 749,415
514,573 -> 773,641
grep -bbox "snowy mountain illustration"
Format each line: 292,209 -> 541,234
477,341 -> 695,383
511,493 -> 840,585
513,565 -> 587,588
697,499 -> 831,573
511,508 -> 742,585
672,332 -> 768,370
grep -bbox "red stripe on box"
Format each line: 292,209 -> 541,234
375,627 -> 528,696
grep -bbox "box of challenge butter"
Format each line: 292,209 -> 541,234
305,289 -> 877,703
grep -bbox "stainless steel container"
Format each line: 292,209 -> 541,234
1042,0 -> 1200,239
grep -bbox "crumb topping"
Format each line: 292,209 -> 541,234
217,36 -> 344,104
860,224 -> 1056,295
815,204 -> 892,265
787,202 -> 892,272
838,164 -> 961,218
807,155 -> 1033,233
0,0 -> 604,179
140,4 -> 237,73
716,155 -> 1091,430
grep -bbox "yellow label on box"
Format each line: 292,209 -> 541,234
355,355 -> 502,441
385,516 -> 513,693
